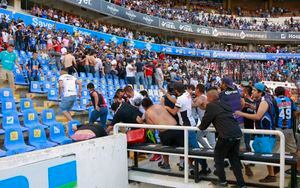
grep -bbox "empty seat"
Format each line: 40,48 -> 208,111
23,109 -> 48,128
0,149 -> 6,157
43,81 -> 52,92
0,88 -> 13,100
28,126 -> 57,149
30,81 -> 45,93
49,123 -> 72,145
20,98 -> 34,112
42,109 -> 58,126
15,69 -> 28,85
4,128 -> 35,156
68,120 -> 81,137
1,98 -> 22,116
47,89 -> 60,101
2,112 -> 28,131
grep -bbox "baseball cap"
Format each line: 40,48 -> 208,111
254,82 -> 266,92
222,77 -> 234,89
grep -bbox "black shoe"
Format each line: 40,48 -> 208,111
159,162 -> 171,170
158,161 -> 163,167
199,168 -> 212,176
211,180 -> 228,187
224,161 -> 230,168
189,166 -> 195,175
177,163 -> 184,171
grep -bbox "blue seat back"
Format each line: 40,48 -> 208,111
29,126 -> 47,143
42,109 -> 56,124
20,98 -> 34,112
4,128 -> 25,149
82,90 -> 89,98
48,89 -> 58,100
30,81 -> 42,92
50,123 -> 66,139
2,112 -> 20,129
68,120 -> 80,136
43,81 -> 52,92
0,88 -> 13,99
23,109 -> 39,125
1,98 -> 17,113
80,72 -> 86,78
80,98 -> 88,109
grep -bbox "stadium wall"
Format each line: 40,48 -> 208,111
0,134 -> 128,188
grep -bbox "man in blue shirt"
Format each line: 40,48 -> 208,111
0,44 -> 22,94
25,51 -> 43,82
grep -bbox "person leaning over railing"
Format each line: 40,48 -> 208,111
199,88 -> 246,188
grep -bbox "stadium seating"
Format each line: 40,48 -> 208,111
23,109 -> 48,128
30,81 -> 46,93
0,150 -> 6,157
28,126 -> 58,149
42,109 -> 58,126
67,120 -> 81,137
49,123 -> 72,145
0,88 -> 13,100
2,112 -> 28,132
4,128 -> 35,156
20,98 -> 34,113
47,88 -> 60,101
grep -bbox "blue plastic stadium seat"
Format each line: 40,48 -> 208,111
43,81 -> 52,92
68,120 -> 81,137
4,128 -> 35,155
71,98 -> 88,111
0,149 -> 6,157
120,79 -> 125,85
20,98 -> 34,112
81,90 -> 89,99
87,73 -> 94,79
49,123 -> 72,145
100,78 -> 106,85
1,98 -> 22,116
107,78 -> 113,85
0,88 -> 13,99
107,109 -> 113,121
2,112 -> 28,131
47,88 -> 60,101
28,126 -> 57,149
80,72 -> 86,78
15,69 -> 28,85
30,81 -> 46,93
23,109 -> 48,129
42,109 -> 58,126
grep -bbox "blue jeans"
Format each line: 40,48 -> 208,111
60,95 -> 76,112
189,131 -> 208,170
135,72 -> 145,90
145,76 -> 152,89
89,107 -> 108,129
126,77 -> 135,86
84,65 -> 90,76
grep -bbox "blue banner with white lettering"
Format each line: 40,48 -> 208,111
1,8 -> 300,60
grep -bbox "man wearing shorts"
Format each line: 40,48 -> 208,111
138,97 -> 183,170
58,70 -> 82,121
0,44 -> 22,94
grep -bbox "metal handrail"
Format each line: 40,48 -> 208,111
114,123 -> 286,188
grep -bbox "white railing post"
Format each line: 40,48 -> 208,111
184,129 -> 189,183
278,131 -> 285,188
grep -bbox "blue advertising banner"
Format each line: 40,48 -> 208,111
1,9 -> 300,60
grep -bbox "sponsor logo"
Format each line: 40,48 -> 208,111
175,48 -> 183,54
107,5 -> 119,15
145,43 -> 152,51
125,11 -> 136,20
288,34 -> 300,39
161,21 -> 176,30
77,0 -> 91,6
196,27 -> 211,35
0,13 -> 10,21
73,27 -> 91,36
32,18 -> 55,30
212,51 -> 218,58
240,31 -> 246,39
212,29 -> 219,37
162,47 -> 173,53
143,16 -> 154,25
281,33 -> 287,39
111,36 -> 117,43
179,25 -> 193,32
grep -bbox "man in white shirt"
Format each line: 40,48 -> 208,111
58,70 -> 82,121
155,64 -> 164,88
124,85 -> 144,113
126,61 -> 136,86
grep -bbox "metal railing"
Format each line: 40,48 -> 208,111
114,123 -> 286,188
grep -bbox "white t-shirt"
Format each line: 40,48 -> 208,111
129,91 -> 145,113
59,74 -> 77,97
126,63 -> 136,77
175,92 -> 196,127
2,32 -> 8,43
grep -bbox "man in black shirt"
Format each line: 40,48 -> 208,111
110,101 -> 143,129
135,59 -> 145,90
87,83 -> 108,129
198,88 -> 246,188
15,25 -> 23,51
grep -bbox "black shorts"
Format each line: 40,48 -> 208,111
159,130 -> 184,147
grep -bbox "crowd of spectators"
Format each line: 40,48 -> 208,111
115,0 -> 300,32
29,5 -> 299,53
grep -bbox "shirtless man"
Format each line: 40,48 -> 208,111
138,98 -> 183,170
62,50 -> 76,75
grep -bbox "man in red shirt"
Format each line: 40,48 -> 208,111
144,61 -> 154,90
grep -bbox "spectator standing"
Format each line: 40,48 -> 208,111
15,25 -> 23,51
25,51 -> 43,82
58,70 -> 82,121
235,83 -> 276,183
87,83 -> 108,129
126,60 -> 136,86
135,59 -> 145,90
144,61 -> 154,89
0,44 -> 21,94
199,88 -> 246,188
155,64 -> 164,88
2,28 -> 8,47
62,50 -> 77,75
